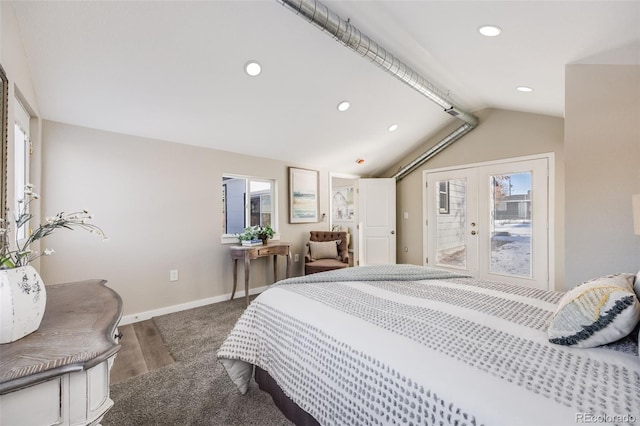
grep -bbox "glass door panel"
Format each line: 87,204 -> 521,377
489,172 -> 532,278
426,169 -> 478,274
435,179 -> 468,269
478,158 -> 548,289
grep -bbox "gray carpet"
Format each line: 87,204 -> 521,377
103,296 -> 293,426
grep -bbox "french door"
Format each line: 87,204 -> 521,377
424,157 -> 550,289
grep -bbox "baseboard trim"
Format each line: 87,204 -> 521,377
119,285 -> 270,325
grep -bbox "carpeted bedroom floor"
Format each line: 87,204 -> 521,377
103,296 -> 293,426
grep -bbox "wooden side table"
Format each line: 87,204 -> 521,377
230,241 -> 291,307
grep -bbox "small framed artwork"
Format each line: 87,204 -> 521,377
332,186 -> 354,221
289,167 -> 319,223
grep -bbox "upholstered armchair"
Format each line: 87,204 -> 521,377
304,231 -> 349,275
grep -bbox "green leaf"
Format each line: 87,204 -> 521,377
0,257 -> 15,269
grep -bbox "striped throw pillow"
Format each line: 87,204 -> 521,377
548,273 -> 640,348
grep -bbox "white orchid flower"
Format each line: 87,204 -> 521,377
1,184 -> 107,268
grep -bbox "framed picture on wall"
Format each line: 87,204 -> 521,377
332,186 -> 354,221
289,167 -> 319,223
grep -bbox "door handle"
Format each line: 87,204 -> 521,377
391,230 -> 395,235
471,230 -> 477,235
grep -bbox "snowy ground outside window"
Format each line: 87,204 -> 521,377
437,220 -> 531,277
491,220 -> 531,277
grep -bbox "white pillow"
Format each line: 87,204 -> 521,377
548,273 -> 640,348
308,240 -> 340,261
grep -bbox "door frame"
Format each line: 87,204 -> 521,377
423,153 -> 555,290
329,171 -> 361,266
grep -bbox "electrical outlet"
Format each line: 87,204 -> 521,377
294,253 -> 300,262
169,269 -> 179,282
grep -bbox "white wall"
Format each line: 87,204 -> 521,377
564,64 -> 640,285
40,120 -> 333,316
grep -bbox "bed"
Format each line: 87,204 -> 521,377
217,264 -> 640,425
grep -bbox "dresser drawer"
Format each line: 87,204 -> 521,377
257,246 -> 286,256
0,378 -> 62,425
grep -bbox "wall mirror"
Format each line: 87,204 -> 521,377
0,65 -> 7,222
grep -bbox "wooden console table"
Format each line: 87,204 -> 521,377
230,241 -> 291,307
0,279 -> 122,425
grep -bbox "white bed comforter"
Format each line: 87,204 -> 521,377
217,265 -> 640,426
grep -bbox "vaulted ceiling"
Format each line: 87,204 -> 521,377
10,1 -> 640,176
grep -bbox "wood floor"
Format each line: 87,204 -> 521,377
111,319 -> 175,385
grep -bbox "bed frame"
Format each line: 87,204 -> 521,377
255,366 -> 319,426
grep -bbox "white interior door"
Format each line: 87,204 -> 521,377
425,157 -> 550,289
358,178 -> 396,265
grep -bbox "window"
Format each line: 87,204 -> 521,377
438,181 -> 450,214
222,175 -> 277,242
14,98 -> 31,240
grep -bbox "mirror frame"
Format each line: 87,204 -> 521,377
0,64 -> 7,223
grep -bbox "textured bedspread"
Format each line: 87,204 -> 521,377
218,265 -> 640,425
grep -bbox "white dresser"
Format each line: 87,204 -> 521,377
0,280 -> 122,426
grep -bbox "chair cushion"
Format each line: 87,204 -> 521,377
305,259 -> 349,274
547,273 -> 640,348
308,240 -> 341,261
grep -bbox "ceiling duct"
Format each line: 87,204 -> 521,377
277,0 -> 479,180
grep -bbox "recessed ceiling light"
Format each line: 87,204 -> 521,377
244,61 -> 261,77
337,101 -> 350,112
388,124 -> 398,132
516,86 -> 534,92
478,25 -> 502,37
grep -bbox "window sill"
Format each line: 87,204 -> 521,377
220,234 -> 281,245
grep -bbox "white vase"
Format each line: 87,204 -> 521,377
0,265 -> 47,344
